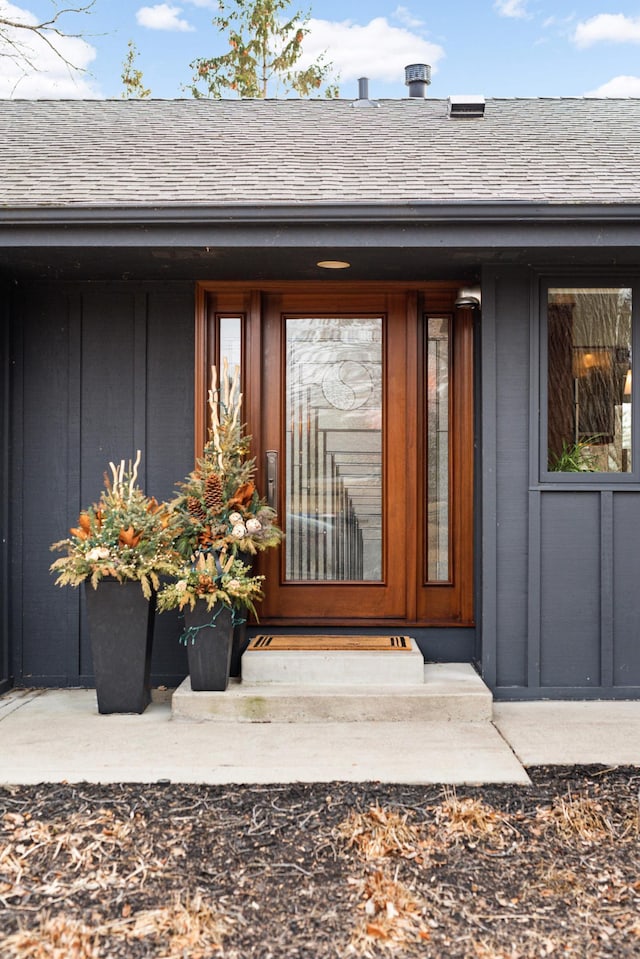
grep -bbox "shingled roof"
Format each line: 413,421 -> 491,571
1,96 -> 639,209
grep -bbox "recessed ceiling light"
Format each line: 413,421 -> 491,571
316,260 -> 351,270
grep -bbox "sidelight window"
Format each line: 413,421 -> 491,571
217,315 -> 243,393
426,316 -> 450,581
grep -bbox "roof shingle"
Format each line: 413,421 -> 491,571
1,97 -> 639,209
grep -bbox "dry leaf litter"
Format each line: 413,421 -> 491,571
1,766 -> 639,958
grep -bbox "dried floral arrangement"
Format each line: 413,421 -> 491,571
157,362 -> 282,616
171,361 -> 283,560
156,551 -> 263,617
50,452 -> 180,599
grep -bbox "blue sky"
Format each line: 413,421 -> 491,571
2,0 -> 640,98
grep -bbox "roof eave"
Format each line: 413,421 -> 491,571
1,202 -> 640,252
2,200 -> 640,225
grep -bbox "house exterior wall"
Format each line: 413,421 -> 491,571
1,280 -> 10,694
5,275 -> 480,689
482,265 -> 640,699
5,265 -> 640,697
7,281 -> 196,687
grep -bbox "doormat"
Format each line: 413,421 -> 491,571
248,635 -> 413,651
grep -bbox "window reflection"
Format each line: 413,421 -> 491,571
219,316 -> 242,397
548,288 -> 632,473
285,316 -> 382,582
426,317 -> 450,580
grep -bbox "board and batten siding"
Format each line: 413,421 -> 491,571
8,282 -> 195,687
1,280 -> 10,694
482,266 -> 640,699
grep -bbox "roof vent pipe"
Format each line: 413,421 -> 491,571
405,63 -> 431,98
352,76 -> 380,108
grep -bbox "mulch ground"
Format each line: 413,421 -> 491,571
1,766 -> 639,958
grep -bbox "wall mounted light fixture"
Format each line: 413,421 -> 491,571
455,285 -> 482,308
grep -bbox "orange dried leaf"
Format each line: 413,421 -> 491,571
365,923 -> 389,939
118,527 -> 142,548
228,482 -> 255,507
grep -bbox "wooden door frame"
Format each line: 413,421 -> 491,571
195,281 -> 475,628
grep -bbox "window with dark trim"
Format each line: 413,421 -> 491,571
543,284 -> 634,478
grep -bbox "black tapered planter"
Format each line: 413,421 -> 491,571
231,615 -> 247,678
231,554 -> 253,678
184,601 -> 233,691
84,580 -> 154,714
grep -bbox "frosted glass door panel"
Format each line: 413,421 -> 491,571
285,317 -> 383,582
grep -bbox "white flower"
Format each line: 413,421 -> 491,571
229,511 -> 243,524
246,518 -> 262,533
176,580 -> 188,593
226,578 -> 241,592
232,523 -> 247,539
87,547 -> 110,562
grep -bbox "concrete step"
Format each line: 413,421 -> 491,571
171,663 -> 493,723
242,635 -> 425,686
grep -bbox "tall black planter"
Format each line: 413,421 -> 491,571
84,580 -> 154,714
231,615 -> 247,678
184,602 -> 233,691
231,553 -> 253,677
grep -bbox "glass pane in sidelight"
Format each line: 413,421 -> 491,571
219,316 -> 242,396
426,317 -> 450,581
547,288 -> 632,473
285,316 -> 383,582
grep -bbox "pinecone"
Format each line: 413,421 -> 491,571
204,473 -> 224,514
187,496 -> 207,523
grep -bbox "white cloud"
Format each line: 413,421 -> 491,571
494,0 -> 530,18
585,75 -> 640,97
0,1 -> 99,98
183,0 -> 216,7
573,14 -> 640,48
392,6 -> 425,30
301,17 -> 444,86
136,4 -> 195,32
542,14 -> 575,30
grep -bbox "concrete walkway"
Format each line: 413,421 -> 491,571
1,688 -> 639,786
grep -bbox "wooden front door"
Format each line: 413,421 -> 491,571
196,282 -> 474,628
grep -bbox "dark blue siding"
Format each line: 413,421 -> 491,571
10,282 -> 195,687
483,266 -> 640,699
613,493 -> 640,686
539,493 -> 601,688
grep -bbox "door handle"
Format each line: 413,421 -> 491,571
265,450 -> 278,510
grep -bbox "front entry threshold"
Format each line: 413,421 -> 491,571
171,663 -> 492,723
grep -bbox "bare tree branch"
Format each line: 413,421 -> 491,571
0,1 -> 96,75
0,2 -> 96,36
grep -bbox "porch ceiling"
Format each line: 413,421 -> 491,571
2,244 -> 475,282
2,243 -> 639,283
